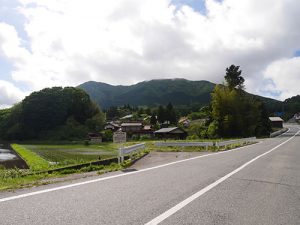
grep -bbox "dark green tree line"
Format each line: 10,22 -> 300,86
0,87 -> 105,140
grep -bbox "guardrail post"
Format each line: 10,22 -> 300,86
118,147 -> 121,164
119,146 -> 125,164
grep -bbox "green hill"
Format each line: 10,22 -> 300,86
282,95 -> 300,120
78,78 -> 282,110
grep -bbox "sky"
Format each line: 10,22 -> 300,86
0,0 -> 300,108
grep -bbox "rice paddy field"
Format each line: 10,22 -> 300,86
16,139 -> 250,167
20,143 -> 120,165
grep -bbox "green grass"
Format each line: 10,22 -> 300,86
145,140 -> 256,152
14,140 -> 253,169
11,144 -> 50,171
0,151 -> 147,191
1,139 -> 253,191
0,168 -> 56,191
20,143 -> 120,166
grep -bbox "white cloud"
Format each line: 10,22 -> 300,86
263,57 -> 300,100
0,22 -> 30,108
0,22 -> 31,66
0,80 -> 27,109
0,0 -> 300,107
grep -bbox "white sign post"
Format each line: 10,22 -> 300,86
113,131 -> 126,143
113,131 -> 126,164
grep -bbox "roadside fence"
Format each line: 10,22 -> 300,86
155,142 -> 214,150
270,128 -> 288,138
119,143 -> 146,163
216,137 -> 256,149
155,137 -> 257,150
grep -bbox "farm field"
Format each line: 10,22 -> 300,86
21,143 -> 120,165
19,138 -> 251,166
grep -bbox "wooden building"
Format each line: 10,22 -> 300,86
269,117 -> 284,128
121,123 -> 143,132
154,127 -> 187,140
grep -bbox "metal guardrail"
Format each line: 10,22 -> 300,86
270,128 -> 288,138
155,142 -> 213,150
119,143 -> 145,163
155,137 -> 257,150
118,138 -> 257,163
216,137 -> 256,148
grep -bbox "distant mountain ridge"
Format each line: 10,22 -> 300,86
78,78 -> 282,110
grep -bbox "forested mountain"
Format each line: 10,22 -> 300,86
78,79 -> 282,111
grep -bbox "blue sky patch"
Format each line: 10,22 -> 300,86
171,0 -> 207,14
294,50 -> 300,57
0,0 -> 29,49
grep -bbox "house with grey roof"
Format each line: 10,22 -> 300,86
154,127 -> 187,140
269,117 -> 284,128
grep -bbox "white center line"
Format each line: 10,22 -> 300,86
145,130 -> 300,225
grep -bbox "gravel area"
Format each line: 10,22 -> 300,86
130,151 -> 211,170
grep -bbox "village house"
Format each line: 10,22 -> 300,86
121,122 -> 143,132
119,122 -> 154,138
154,127 -> 187,140
269,117 -> 284,128
178,117 -> 191,128
87,132 -> 103,143
104,122 -> 121,132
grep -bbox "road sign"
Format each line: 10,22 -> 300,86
113,131 -> 126,143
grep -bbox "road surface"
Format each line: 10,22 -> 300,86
0,125 -> 299,225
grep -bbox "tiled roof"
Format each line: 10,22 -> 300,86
154,127 -> 178,133
121,123 -> 143,126
269,117 -> 284,122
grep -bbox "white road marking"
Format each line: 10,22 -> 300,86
0,141 -> 262,203
145,130 -> 300,225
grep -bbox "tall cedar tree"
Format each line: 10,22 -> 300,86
225,65 -> 245,90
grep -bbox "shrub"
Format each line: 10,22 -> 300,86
102,130 -> 113,142
139,135 -> 151,141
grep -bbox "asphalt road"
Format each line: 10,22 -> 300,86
0,125 -> 299,225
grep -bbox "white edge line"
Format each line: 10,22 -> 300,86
0,140 -> 263,203
144,130 -> 300,225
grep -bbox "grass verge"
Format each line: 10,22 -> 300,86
0,150 -> 148,191
147,141 -> 256,152
11,144 -> 50,171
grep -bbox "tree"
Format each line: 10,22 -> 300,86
166,102 -> 177,125
145,107 -> 152,115
188,123 -> 207,139
225,65 -> 245,90
85,111 -> 105,132
0,87 -> 105,140
209,65 -> 271,138
157,105 -> 166,124
150,113 -> 157,125
106,106 -> 119,120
